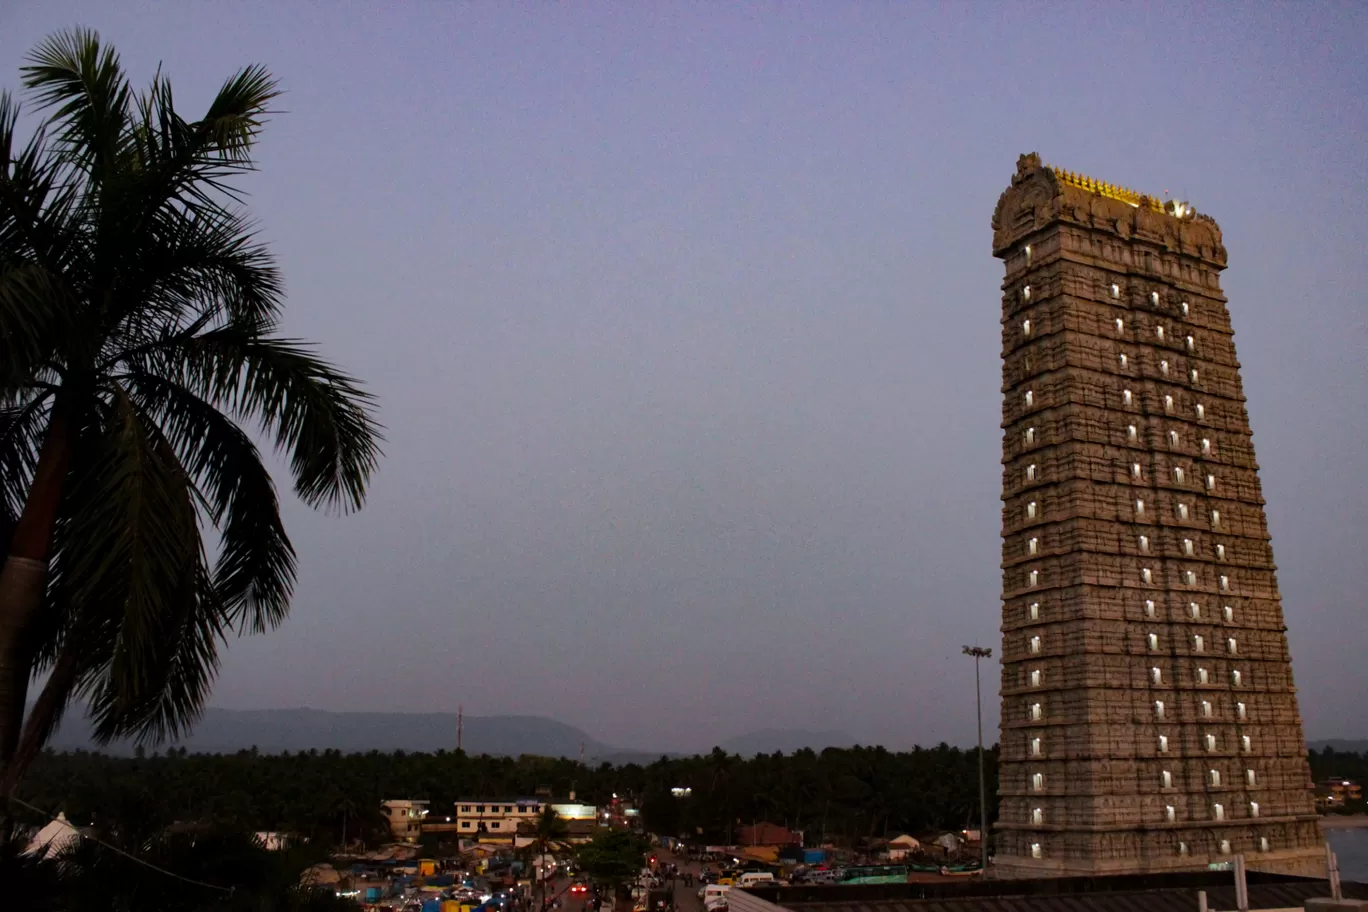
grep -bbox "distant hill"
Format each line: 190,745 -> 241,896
1309,739 -> 1368,754
720,728 -> 857,756
46,708 -> 620,758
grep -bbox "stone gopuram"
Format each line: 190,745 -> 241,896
991,153 -> 1324,877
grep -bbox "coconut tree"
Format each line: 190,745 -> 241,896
0,28 -> 381,791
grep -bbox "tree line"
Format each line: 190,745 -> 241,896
17,743 -> 999,848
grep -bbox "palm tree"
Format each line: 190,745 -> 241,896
532,805 -> 568,910
0,29 -> 381,791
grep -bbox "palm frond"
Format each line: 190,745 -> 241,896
20,27 -> 131,177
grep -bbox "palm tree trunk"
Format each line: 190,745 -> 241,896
0,402 -> 73,770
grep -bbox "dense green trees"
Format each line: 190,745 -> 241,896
0,29 -> 380,791
17,743 -> 999,848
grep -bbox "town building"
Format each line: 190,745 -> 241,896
381,799 -> 429,843
1315,778 -> 1363,809
454,797 -> 542,839
992,153 -> 1323,877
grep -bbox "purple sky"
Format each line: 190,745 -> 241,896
3,3 -> 1366,753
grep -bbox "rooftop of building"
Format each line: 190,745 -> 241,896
737,871 -> 1366,912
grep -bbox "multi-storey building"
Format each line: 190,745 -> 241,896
454,797 -> 543,839
991,153 -> 1323,877
381,798 -> 429,843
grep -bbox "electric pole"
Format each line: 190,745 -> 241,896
962,645 -> 993,874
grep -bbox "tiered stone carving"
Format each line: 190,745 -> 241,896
992,154 -> 1324,878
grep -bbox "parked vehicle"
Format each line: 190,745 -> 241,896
736,873 -> 775,888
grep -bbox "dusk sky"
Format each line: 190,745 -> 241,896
3,2 -> 1365,754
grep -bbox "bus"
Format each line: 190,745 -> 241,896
836,865 -> 908,885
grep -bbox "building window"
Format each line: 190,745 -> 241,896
1190,602 -> 1201,619
1029,601 -> 1040,619
1162,770 -> 1173,788
1237,702 -> 1247,720
1181,301 -> 1190,316
1111,283 -> 1120,298
1220,575 -> 1230,592
1029,570 -> 1039,587
1216,544 -> 1225,560
1220,839 -> 1232,856
1025,245 -> 1032,261
1165,805 -> 1176,822
1178,503 -> 1190,520
475,805 -> 484,813
1025,427 -> 1035,444
1031,842 -> 1043,859
1027,463 -> 1036,481
1202,700 -> 1213,718
1119,353 -> 1129,368
1161,359 -> 1170,376
1025,390 -> 1034,407
1136,498 -> 1145,515
1123,389 -> 1133,406
1206,473 -> 1216,490
1190,368 -> 1199,383
1157,326 -> 1166,341
489,822 -> 500,830
1030,635 -> 1041,654
1154,700 -> 1166,719
1247,769 -> 1256,786
1242,735 -> 1252,752
1142,568 -> 1153,584
1022,285 -> 1032,301
1033,772 -> 1045,790
1148,632 -> 1159,651
1159,735 -> 1169,753
1232,669 -> 1242,686
1223,605 -> 1234,622
1213,803 -> 1225,820
1194,634 -> 1205,652
1151,667 -> 1162,684
1027,500 -> 1038,519
1211,509 -> 1221,527
1174,466 -> 1186,483
1115,317 -> 1124,333
461,821 -> 472,829
1031,737 -> 1042,756
1196,404 -> 1205,420
1169,429 -> 1180,447
1198,667 -> 1209,684
1184,570 -> 1197,585
1250,801 -> 1260,818
1183,538 -> 1195,556
1031,807 -> 1044,825
1129,424 -> 1139,442
1206,733 -> 1218,751
1260,837 -> 1270,853
1132,461 -> 1142,478
1179,842 -> 1189,856
1201,437 -> 1212,454
1186,335 -> 1195,351
1145,599 -> 1156,617
1029,537 -> 1039,555
1031,669 -> 1042,686
1164,394 -> 1174,411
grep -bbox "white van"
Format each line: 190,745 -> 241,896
702,884 -> 731,908
737,873 -> 776,888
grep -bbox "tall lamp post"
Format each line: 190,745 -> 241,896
962,645 -> 993,874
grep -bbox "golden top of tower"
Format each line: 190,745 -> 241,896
1045,164 -> 1176,214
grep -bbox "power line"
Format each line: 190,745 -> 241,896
10,796 -> 233,894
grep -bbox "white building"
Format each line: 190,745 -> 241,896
454,797 -> 542,838
382,799 -> 429,843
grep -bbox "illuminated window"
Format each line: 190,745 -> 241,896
1129,424 -> 1139,442
1232,669 -> 1242,686
1148,633 -> 1159,651
1242,735 -> 1252,752
1159,735 -> 1169,753
1190,602 -> 1201,619
1024,244 -> 1032,262
1145,599 -> 1156,617
1190,368 -> 1199,383
1031,737 -> 1042,756
1115,317 -> 1124,333
1186,335 -> 1195,351
1223,605 -> 1233,622
1123,389 -> 1133,405
1198,667 -> 1209,684
1169,430 -> 1180,446
1181,301 -> 1189,316
1030,669 -> 1042,686
1206,473 -> 1216,490
1025,427 -> 1035,444
1246,769 -> 1256,786
1174,466 -> 1186,483
1030,635 -> 1041,654
1178,503 -> 1190,520
1154,700 -> 1165,719
1206,733 -> 1217,752
1029,601 -> 1040,620
1216,544 -> 1225,560
1151,667 -> 1162,684
1165,805 -> 1176,822
1237,702 -> 1246,720
1220,575 -> 1230,591
1227,637 -> 1237,654
1031,843 -> 1042,859
1220,839 -> 1231,856
1030,703 -> 1043,721
1136,498 -> 1146,515
1211,509 -> 1221,527
1161,359 -> 1170,376
1139,535 -> 1149,552
1119,353 -> 1129,368
1033,772 -> 1044,791
1202,700 -> 1213,718
1196,404 -> 1205,420
1027,501 -> 1038,519
1029,570 -> 1039,587
1022,319 -> 1032,336
1111,283 -> 1120,298
1179,842 -> 1189,856
1132,462 -> 1142,478
1213,803 -> 1224,820
1027,463 -> 1037,481
1164,394 -> 1174,411
1150,292 -> 1160,305
1201,437 -> 1211,454
1142,567 -> 1153,584
1184,538 -> 1195,556
1260,837 -> 1270,853
1194,634 -> 1205,653
1029,537 -> 1038,555
1184,570 -> 1197,585
1031,807 -> 1043,825
1022,285 -> 1032,301
1157,326 -> 1167,342
1162,770 -> 1173,788
1250,801 -> 1259,818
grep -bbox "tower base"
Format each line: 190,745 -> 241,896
991,845 -> 1328,880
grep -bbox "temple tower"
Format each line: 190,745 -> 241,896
991,153 -> 1323,877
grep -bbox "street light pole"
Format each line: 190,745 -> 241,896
963,645 -> 993,874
